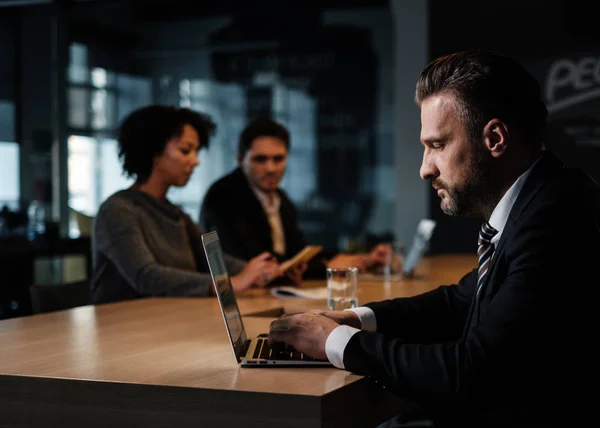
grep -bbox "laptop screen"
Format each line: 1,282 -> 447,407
202,231 -> 248,360
403,219 -> 436,276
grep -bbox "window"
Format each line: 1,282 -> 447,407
68,44 -> 119,133
0,141 -> 19,211
65,44 -> 318,225
68,136 -> 133,216
169,79 -> 246,221
170,78 -> 317,221
66,43 -> 150,218
0,100 -> 18,210
272,84 -> 317,202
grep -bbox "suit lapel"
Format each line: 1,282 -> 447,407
235,168 -> 274,250
474,153 -> 563,311
507,153 -> 562,225
489,153 -> 562,275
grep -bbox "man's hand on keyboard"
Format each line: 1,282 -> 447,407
305,309 -> 361,329
268,312 -> 339,361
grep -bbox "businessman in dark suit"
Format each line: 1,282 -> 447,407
200,116 -> 390,283
268,50 -> 599,427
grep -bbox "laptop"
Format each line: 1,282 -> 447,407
403,219 -> 437,277
201,230 -> 332,367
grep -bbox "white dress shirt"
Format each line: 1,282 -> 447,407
250,184 -> 286,256
325,157 -> 541,369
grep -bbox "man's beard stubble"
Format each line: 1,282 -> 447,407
435,147 -> 498,218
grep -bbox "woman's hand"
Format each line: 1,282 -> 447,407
230,252 -> 281,293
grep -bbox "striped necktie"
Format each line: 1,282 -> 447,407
476,221 -> 498,296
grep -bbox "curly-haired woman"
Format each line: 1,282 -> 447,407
90,105 -> 280,304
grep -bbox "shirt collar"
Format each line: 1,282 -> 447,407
488,156 -> 541,244
249,182 -> 281,215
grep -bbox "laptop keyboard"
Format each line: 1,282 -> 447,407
251,338 -> 320,361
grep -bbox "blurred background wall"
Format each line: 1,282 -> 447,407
0,0 -> 597,258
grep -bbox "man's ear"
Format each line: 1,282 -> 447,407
237,152 -> 243,166
483,118 -> 509,158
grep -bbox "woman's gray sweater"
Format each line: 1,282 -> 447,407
90,188 -> 245,304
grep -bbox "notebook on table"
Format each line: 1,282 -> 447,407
201,230 -> 332,368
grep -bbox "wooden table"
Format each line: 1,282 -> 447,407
0,254 -> 476,428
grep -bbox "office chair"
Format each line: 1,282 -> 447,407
29,280 -> 90,314
69,207 -> 94,237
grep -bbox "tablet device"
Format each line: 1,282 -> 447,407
279,245 -> 323,272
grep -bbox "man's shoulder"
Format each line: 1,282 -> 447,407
205,168 -> 246,195
544,165 -> 600,204
517,162 -> 600,226
202,168 -> 251,216
520,153 -> 600,208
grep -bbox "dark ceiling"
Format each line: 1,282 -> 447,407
120,0 -> 390,21
11,0 -> 389,22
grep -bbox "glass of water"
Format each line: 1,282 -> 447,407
326,267 -> 359,310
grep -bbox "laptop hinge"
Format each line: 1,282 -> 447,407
240,339 -> 251,360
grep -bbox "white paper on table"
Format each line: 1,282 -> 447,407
270,286 -> 328,299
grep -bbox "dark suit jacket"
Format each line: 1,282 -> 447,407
343,153 -> 599,427
200,168 -> 328,279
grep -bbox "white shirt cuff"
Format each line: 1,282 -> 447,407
346,306 -> 377,332
325,325 -> 361,369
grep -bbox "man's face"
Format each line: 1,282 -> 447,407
419,93 -> 493,217
240,136 -> 288,193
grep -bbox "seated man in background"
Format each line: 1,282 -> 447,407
200,116 -> 389,284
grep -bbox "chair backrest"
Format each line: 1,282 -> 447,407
70,208 -> 94,237
29,280 -> 90,314
1,236 -> 35,319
